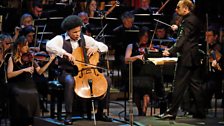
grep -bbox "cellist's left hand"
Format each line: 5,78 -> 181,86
87,47 -> 98,56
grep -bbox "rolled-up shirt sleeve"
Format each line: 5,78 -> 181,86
46,35 -> 67,57
84,35 -> 108,52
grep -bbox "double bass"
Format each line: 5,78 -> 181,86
72,41 -> 108,99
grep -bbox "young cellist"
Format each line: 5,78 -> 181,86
46,15 -> 110,125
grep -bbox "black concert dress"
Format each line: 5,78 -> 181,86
8,61 -> 40,126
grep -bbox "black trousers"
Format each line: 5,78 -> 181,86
168,60 -> 205,117
59,70 -> 111,115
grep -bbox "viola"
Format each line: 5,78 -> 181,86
72,47 -> 108,99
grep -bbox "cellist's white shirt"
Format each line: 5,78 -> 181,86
46,32 -> 108,57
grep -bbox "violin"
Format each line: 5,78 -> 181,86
34,52 -> 50,62
21,51 -> 50,64
72,47 -> 108,99
21,52 -> 34,65
209,49 -> 222,71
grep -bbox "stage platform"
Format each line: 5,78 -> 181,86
31,99 -> 224,126
33,114 -> 224,126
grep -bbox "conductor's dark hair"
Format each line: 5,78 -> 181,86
61,15 -> 83,31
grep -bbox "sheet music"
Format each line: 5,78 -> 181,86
148,57 -> 177,65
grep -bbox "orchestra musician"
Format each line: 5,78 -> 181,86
205,26 -> 224,109
46,15 -> 109,125
124,27 -> 150,116
131,0 -> 152,14
0,34 -> 13,94
20,24 -> 57,112
20,25 -> 40,52
7,35 -> 56,125
159,0 -> 206,119
0,38 -> 9,115
113,11 -> 139,87
86,0 -> 99,18
7,36 -> 40,126
13,13 -> 34,42
125,26 -> 166,116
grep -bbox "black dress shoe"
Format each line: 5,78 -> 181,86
193,114 -> 206,119
96,115 -> 113,122
64,115 -> 73,125
41,107 -> 49,112
64,119 -> 73,125
156,113 -> 176,120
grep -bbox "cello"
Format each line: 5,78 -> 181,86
72,37 -> 108,99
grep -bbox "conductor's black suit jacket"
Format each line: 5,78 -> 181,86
169,12 -> 202,67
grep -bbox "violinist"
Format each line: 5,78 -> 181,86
21,25 -> 56,112
0,41 -> 8,113
86,0 -> 99,18
131,0 -> 153,14
20,25 -> 40,52
13,13 -> 34,42
125,26 -> 166,116
7,35 -> 55,125
0,34 -> 13,95
7,36 -> 40,126
46,15 -> 109,125
205,26 -> 224,109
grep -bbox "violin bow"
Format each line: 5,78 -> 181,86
205,13 -> 211,72
38,24 -> 47,49
104,0 -> 119,18
149,21 -> 159,48
156,0 -> 170,14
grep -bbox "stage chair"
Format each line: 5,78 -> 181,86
48,80 -> 64,120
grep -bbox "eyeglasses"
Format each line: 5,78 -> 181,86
176,6 -> 180,9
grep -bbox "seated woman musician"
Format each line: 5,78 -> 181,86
7,36 -> 40,126
125,26 -> 151,116
0,34 -> 13,110
7,36 -> 55,125
20,25 -> 56,112
125,26 -> 167,116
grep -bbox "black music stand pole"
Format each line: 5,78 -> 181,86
128,60 -> 134,126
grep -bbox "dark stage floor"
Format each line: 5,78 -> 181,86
31,99 -> 224,126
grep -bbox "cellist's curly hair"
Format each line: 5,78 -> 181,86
61,15 -> 83,31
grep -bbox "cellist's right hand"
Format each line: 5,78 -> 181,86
63,52 -> 76,62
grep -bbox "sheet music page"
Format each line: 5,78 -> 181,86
148,57 -> 177,65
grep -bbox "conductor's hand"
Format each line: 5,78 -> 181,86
87,47 -> 98,57
171,25 -> 178,31
163,50 -> 170,56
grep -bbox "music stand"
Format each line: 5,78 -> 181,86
134,13 -> 163,28
152,38 -> 176,50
